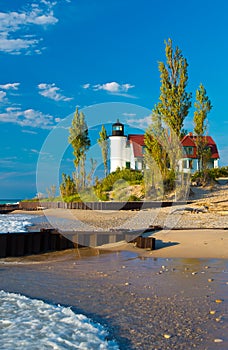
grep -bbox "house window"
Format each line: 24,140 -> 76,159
126,162 -> 130,169
184,147 -> 193,155
182,159 -> 193,169
182,160 -> 188,168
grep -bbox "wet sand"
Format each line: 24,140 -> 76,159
5,187 -> 228,349
0,250 -> 228,349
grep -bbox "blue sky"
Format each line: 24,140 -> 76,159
0,0 -> 227,199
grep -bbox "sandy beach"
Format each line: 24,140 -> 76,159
13,183 -> 228,258
1,183 -> 228,349
1,249 -> 228,349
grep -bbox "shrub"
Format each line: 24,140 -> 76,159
191,167 -> 228,185
95,168 -> 143,193
128,195 -> 141,201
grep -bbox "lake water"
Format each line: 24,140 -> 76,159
0,199 -> 21,205
0,214 -> 34,233
0,212 -> 119,349
0,290 -> 119,350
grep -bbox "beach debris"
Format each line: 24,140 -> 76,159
215,299 -> 223,303
204,265 -> 210,269
215,317 -> 221,322
214,338 -> 223,343
163,334 -> 172,339
171,206 -> 208,214
209,310 -> 216,315
191,272 -> 197,275
122,265 -> 126,269
208,278 -> 214,282
125,282 -> 131,286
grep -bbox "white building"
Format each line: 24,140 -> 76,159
109,120 -> 145,173
179,133 -> 219,173
109,121 -> 219,174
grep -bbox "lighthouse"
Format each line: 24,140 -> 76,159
109,119 -> 129,173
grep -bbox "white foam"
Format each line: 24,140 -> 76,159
0,290 -> 119,350
0,214 -> 33,233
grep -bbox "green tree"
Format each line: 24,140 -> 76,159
155,38 -> 191,138
86,158 -> 97,187
97,124 -> 109,177
60,174 -> 76,197
145,39 -> 191,196
68,108 -> 91,190
145,111 -> 168,177
46,184 -> 56,199
193,83 -> 212,172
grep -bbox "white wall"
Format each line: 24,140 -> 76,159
109,136 -> 128,173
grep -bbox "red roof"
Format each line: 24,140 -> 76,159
181,134 -> 219,159
126,133 -> 219,160
128,134 -> 145,146
128,134 -> 145,158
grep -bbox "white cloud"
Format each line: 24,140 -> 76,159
0,91 -> 7,102
0,83 -> 20,90
82,83 -> 90,89
0,2 -> 59,54
0,36 -> 40,54
0,157 -> 17,168
127,115 -> 151,129
5,107 -> 21,112
22,129 -> 38,135
83,81 -> 136,98
122,112 -> 136,117
0,107 -> 54,128
93,81 -> 135,93
38,83 -> 73,102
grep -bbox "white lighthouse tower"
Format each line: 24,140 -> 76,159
109,120 -> 129,173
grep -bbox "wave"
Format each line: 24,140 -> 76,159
0,290 -> 119,350
0,214 -> 34,233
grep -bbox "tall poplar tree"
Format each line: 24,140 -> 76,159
145,39 -> 192,195
193,83 -> 212,171
156,38 -> 191,138
98,124 -> 109,177
68,108 -> 91,190
145,110 -> 168,177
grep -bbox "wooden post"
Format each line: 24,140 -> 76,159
0,234 -> 7,258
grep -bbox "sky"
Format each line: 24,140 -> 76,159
0,0 -> 228,199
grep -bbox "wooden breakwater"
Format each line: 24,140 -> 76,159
0,227 -> 158,258
19,200 -> 192,211
0,229 -> 74,258
0,204 -> 19,214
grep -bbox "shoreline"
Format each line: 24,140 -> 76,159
12,203 -> 228,259
1,183 -> 228,349
1,250 -> 228,349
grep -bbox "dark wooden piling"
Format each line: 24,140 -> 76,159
0,204 -> 19,214
0,229 -> 74,258
0,227 -> 157,259
18,200 -> 193,211
130,236 -> 156,250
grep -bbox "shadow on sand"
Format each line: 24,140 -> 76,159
155,239 -> 179,250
